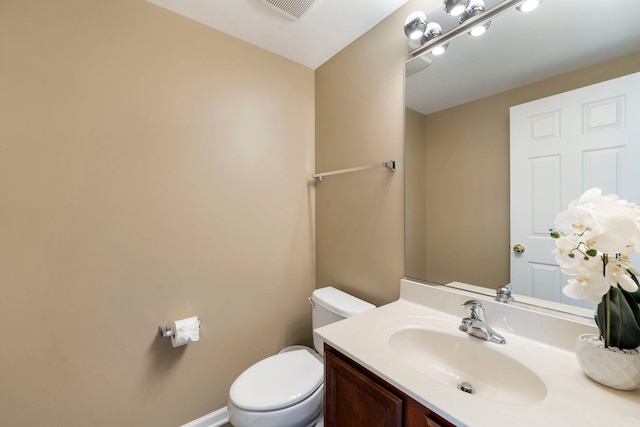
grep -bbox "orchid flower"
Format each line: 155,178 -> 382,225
550,188 -> 640,349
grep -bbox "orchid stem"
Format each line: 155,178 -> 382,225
605,290 -> 611,348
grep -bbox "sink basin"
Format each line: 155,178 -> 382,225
389,327 -> 547,405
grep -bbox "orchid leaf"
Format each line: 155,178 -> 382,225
597,287 -> 640,349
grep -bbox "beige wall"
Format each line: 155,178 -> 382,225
404,108 -> 427,280
0,1 -> 314,426
421,52 -> 640,288
315,0 -> 437,306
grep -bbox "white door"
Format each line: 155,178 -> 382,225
510,72 -> 640,308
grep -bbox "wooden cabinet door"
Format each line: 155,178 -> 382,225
325,348 -> 403,427
404,396 -> 455,427
424,415 -> 452,427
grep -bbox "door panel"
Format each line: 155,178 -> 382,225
510,72 -> 640,308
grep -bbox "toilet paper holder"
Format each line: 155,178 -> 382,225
158,323 -> 175,338
158,318 -> 201,339
158,316 -> 201,348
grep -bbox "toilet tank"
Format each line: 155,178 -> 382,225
311,286 -> 375,354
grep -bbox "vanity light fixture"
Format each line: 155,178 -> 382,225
443,0 -> 470,17
517,0 -> 542,12
404,14 -> 446,52
421,23 -> 447,55
422,22 -> 443,43
405,0 -> 540,58
404,11 -> 428,40
459,0 -> 491,36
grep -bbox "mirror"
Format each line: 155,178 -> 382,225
404,0 -> 640,308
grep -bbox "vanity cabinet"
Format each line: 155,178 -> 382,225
324,344 -> 455,427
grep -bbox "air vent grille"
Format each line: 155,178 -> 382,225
260,0 -> 319,20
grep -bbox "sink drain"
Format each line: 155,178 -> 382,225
457,381 -> 475,394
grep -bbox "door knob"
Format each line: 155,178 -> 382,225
513,244 -> 525,254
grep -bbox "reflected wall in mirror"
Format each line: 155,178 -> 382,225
404,0 -> 640,308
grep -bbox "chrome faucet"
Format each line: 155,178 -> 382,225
459,300 -> 506,344
495,284 -> 514,304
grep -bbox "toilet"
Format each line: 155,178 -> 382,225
227,286 -> 375,427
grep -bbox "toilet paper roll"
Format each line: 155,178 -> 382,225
171,316 -> 200,348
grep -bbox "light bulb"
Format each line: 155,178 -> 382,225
432,43 -> 448,56
517,0 -> 542,13
443,0 -> 470,17
404,11 -> 427,40
469,20 -> 490,36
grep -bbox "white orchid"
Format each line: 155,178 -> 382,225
552,235 -> 582,270
563,275 -> 611,304
553,189 -> 640,350
551,188 -> 640,302
550,188 -> 640,349
604,257 -> 639,293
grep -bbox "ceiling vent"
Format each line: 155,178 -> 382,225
259,0 -> 319,21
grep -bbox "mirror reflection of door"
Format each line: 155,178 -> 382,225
509,72 -> 640,308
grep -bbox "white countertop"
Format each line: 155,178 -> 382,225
314,280 -> 640,426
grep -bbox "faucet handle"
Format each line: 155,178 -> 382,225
461,300 -> 485,320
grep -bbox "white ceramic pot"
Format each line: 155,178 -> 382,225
575,334 -> 640,391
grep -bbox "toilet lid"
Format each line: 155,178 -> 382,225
230,349 -> 323,411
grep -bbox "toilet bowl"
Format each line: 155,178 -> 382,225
227,287 -> 374,427
228,349 -> 323,427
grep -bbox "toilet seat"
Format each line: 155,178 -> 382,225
229,349 -> 323,411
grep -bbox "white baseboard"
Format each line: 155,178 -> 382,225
181,406 -> 229,427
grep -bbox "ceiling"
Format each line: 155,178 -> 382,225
405,0 -> 640,115
146,0 -> 409,69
